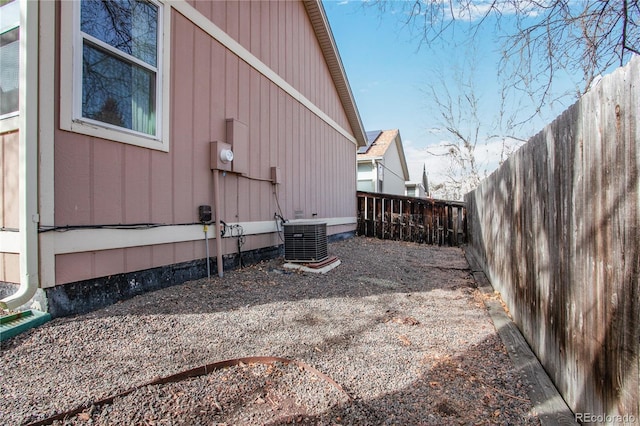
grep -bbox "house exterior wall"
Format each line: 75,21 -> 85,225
1,131 -> 19,231
405,184 -> 425,198
357,162 -> 375,192
357,131 -> 408,197
190,1 -> 351,134
380,139 -> 406,196
48,1 -> 358,288
0,131 -> 19,283
382,141 -> 405,195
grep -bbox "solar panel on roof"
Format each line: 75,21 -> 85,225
359,130 -> 382,154
366,130 -> 382,143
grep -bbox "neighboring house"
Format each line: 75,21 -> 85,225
405,165 -> 430,198
356,129 -> 409,196
0,0 -> 366,317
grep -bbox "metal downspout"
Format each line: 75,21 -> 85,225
1,0 -> 40,310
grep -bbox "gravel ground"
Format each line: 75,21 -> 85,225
1,237 -> 540,425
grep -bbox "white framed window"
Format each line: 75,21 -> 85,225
60,0 -> 170,151
0,0 -> 20,124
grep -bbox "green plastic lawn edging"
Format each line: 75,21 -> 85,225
0,309 -> 51,342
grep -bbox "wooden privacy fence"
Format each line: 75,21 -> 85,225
357,191 -> 466,246
465,57 -> 639,419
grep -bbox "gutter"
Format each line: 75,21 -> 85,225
1,0 -> 40,310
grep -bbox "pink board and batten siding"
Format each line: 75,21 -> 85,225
53,2 -> 358,285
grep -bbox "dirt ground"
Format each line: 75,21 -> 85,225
1,237 -> 540,425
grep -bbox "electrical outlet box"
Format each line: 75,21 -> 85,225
270,166 -> 281,184
198,205 -> 212,223
210,141 -> 233,171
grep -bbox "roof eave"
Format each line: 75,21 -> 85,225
303,0 -> 367,147
394,130 -> 411,181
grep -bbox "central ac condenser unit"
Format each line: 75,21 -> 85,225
283,221 -> 328,263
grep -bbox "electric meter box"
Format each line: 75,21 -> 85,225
210,141 -> 233,171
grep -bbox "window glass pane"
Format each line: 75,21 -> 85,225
0,1 -> 20,30
81,0 -> 158,67
0,27 -> 19,116
82,42 -> 156,136
358,163 -> 372,173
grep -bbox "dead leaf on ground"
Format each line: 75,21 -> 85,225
398,335 -> 412,346
392,316 -> 420,326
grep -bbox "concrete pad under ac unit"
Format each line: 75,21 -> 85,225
282,257 -> 341,274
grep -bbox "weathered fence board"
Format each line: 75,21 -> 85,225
465,57 -> 639,420
357,191 -> 466,246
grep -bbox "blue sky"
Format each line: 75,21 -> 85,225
323,0 -> 580,187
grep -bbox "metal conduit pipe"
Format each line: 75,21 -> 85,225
204,225 -> 211,279
213,170 -> 224,278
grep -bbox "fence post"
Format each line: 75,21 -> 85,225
356,192 -> 466,246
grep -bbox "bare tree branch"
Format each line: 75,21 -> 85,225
370,0 -> 639,105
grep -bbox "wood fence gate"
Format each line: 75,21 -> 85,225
356,191 -> 466,246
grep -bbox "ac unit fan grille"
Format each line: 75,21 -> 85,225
284,222 -> 328,263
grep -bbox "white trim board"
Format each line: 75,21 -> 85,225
50,217 -> 356,255
0,231 -> 20,253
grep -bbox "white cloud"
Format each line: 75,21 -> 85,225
403,139 -> 452,184
403,137 -> 526,186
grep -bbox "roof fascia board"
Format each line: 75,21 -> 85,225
303,0 -> 367,147
393,131 -> 411,180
